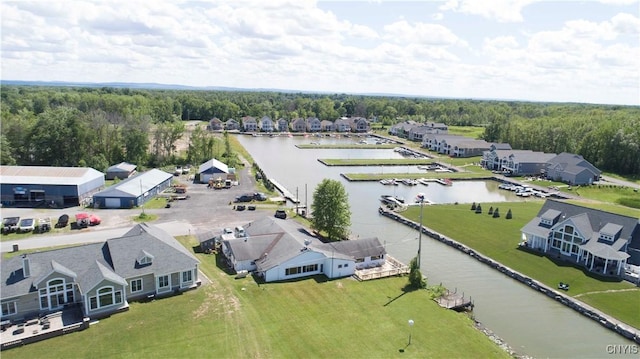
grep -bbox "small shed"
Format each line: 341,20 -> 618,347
198,158 -> 229,184
93,169 -> 173,209
106,162 -> 137,180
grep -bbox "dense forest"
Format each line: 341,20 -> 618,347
1,85 -> 639,175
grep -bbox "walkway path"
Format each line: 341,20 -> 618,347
574,288 -> 640,298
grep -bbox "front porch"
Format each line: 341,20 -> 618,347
0,304 -> 88,351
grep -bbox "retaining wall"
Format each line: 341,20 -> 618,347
379,207 -> 640,344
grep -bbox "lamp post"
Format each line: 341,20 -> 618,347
416,193 -> 425,268
408,319 -> 414,345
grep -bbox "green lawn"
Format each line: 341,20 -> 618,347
320,158 -> 433,166
401,201 -> 640,328
2,236 -> 509,359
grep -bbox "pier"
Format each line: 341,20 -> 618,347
269,178 -> 300,204
435,289 -> 474,311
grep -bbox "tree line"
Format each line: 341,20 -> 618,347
1,85 -> 638,175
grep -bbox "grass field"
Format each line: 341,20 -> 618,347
1,236 -> 510,359
401,201 -> 640,328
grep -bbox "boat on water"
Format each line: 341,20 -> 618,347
401,178 -> 418,186
435,178 -> 453,186
417,178 -> 430,186
380,179 -> 399,186
380,195 -> 405,207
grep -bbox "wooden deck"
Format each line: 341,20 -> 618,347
353,256 -> 409,281
269,178 -> 300,203
435,290 -> 474,311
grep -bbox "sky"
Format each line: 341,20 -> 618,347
1,0 -> 639,105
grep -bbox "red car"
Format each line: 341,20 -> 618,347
89,214 -> 101,226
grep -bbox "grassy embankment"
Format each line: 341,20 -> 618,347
1,236 -> 510,359
400,201 -> 640,329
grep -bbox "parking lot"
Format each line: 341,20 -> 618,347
0,160 -> 277,252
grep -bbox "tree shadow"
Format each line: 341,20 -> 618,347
383,285 -> 419,307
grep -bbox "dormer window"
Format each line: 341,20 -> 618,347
137,250 -> 154,266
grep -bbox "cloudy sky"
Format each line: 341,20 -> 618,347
2,0 -> 639,105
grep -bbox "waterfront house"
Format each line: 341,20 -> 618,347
545,152 -> 601,185
224,118 -> 239,131
320,120 -> 335,132
520,200 -> 639,278
209,117 -> 223,131
306,117 -> 322,132
0,223 -> 200,322
290,118 -> 307,132
241,116 -> 257,132
334,118 -> 351,132
221,217 -> 386,282
389,121 -> 418,138
276,118 -> 289,132
258,116 -> 274,132
481,148 -> 556,176
348,117 -> 369,132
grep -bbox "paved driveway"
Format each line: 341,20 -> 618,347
1,159 -> 276,253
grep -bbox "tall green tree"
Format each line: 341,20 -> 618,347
407,257 -> 426,289
310,179 -> 351,240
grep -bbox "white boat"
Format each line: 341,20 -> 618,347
418,178 -> 430,186
401,178 -> 418,186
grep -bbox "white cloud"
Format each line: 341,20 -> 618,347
439,0 -> 539,23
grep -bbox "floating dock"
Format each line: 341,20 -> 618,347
269,178 -> 300,203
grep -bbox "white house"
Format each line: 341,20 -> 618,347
221,217 -> 386,282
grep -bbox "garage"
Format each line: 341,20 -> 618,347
93,169 -> 173,209
104,198 -> 121,208
0,166 -> 105,208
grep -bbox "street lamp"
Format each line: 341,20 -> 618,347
416,193 -> 426,268
408,319 -> 414,345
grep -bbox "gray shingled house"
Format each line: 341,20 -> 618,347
520,200 -> 640,279
545,152 -> 601,185
1,223 -> 200,322
221,216 -> 386,282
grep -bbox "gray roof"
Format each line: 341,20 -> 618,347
1,223 -> 199,300
493,150 -> 557,163
0,165 -> 104,186
547,152 -> 601,176
521,200 -> 640,261
198,158 -> 229,174
93,169 -> 172,198
224,216 -> 385,272
107,162 -> 137,173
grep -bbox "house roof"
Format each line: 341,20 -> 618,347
107,162 -> 137,173
1,223 -> 199,300
521,199 -> 640,260
0,165 -> 104,186
547,152 -> 601,176
199,158 -> 229,174
225,216 -> 386,272
93,169 -> 172,198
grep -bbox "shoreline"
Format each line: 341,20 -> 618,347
378,206 -> 640,345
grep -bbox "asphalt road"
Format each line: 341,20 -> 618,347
0,158 -> 275,253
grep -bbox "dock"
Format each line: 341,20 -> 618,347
435,289 -> 474,311
435,178 -> 453,186
269,178 -> 300,203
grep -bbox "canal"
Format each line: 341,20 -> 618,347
238,134 -> 637,358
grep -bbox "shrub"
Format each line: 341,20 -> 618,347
488,206 -> 494,215
475,204 -> 482,214
493,208 -> 500,218
506,209 -> 513,219
471,202 -> 476,211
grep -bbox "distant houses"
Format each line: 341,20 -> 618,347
206,116 -> 374,134
520,200 -> 640,279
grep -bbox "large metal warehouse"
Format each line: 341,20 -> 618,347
198,158 -> 229,184
0,165 -> 105,208
92,169 -> 173,209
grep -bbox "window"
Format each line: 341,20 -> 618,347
130,279 -> 143,293
182,270 -> 192,283
39,278 -> 75,310
1,302 -> 17,316
89,286 -> 123,311
158,275 -> 169,290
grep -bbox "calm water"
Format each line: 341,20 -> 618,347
238,135 -> 637,358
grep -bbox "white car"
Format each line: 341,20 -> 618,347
18,218 -> 36,233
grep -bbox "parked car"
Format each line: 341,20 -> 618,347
275,209 -> 287,219
18,218 -> 35,233
236,205 -> 246,211
56,214 -> 69,228
2,217 -> 20,234
253,192 -> 267,201
89,214 -> 101,226
248,205 -> 256,211
234,194 -> 254,203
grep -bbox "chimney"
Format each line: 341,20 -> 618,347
22,254 -> 31,278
